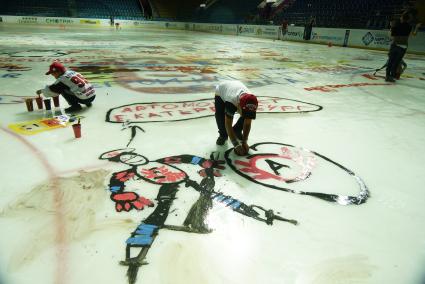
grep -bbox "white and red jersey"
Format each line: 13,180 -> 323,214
215,80 -> 250,106
43,70 -> 95,100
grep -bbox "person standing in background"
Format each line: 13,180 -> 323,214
385,12 -> 421,82
303,17 -> 315,40
281,18 -> 289,38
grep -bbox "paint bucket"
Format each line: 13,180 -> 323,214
52,96 -> 60,107
35,96 -> 43,109
43,98 -> 51,110
25,98 -> 34,112
72,123 -> 81,138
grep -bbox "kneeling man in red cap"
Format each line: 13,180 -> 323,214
36,61 -> 96,112
214,80 -> 258,156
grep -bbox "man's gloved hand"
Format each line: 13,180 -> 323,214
234,144 -> 248,156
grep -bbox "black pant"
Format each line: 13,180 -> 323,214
303,25 -> 312,40
386,44 -> 406,78
214,96 -> 243,138
62,90 -> 96,107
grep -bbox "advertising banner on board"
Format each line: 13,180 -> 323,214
348,29 -> 392,49
282,26 -> 304,41
45,18 -> 74,25
80,19 -> 100,25
310,27 -> 347,45
238,25 -> 279,39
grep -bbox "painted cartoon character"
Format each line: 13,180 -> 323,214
99,148 -> 225,283
100,148 -> 296,284
100,148 -> 224,221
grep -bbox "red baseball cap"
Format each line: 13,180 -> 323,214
240,93 -> 258,119
45,61 -> 66,75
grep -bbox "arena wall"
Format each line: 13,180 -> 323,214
1,15 -> 424,54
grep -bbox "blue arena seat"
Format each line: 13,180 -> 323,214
0,0 -> 144,20
270,0 -> 406,29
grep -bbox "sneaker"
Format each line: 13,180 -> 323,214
216,136 -> 227,145
385,76 -> 395,82
65,104 -> 82,112
85,102 -> 92,107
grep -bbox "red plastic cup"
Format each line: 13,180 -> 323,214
72,123 -> 81,138
52,96 -> 60,107
43,98 -> 52,110
35,96 -> 43,109
25,98 -> 34,112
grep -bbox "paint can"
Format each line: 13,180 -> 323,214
35,96 -> 43,109
43,98 -> 52,110
52,96 -> 60,107
25,98 -> 34,112
72,123 -> 81,138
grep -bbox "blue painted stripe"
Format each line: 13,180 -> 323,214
229,201 -> 241,209
191,156 -> 202,165
222,198 -> 234,205
214,195 -> 227,202
126,236 -> 153,246
135,228 -> 155,235
137,223 -> 158,230
110,186 -> 121,193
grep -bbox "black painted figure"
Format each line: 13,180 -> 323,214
100,148 -> 223,221
100,149 -> 224,283
100,148 -> 296,284
214,80 -> 258,156
36,61 -> 96,112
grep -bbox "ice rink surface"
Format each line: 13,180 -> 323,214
0,24 -> 425,284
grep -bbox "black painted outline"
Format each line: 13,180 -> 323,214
105,96 -> 323,124
225,142 -> 369,205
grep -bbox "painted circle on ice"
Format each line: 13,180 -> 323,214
230,152 -> 314,184
225,142 -> 369,205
